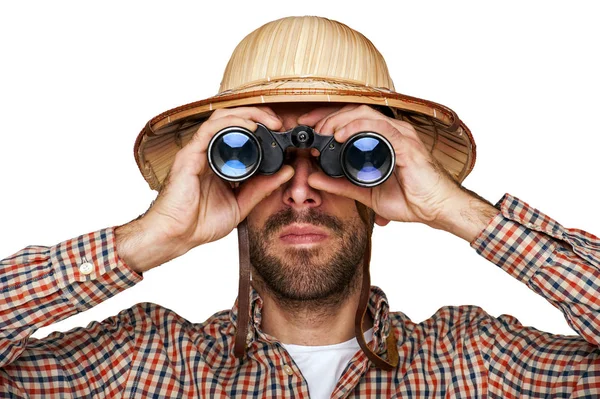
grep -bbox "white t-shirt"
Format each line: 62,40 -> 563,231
281,328 -> 374,399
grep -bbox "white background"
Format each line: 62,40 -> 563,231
0,2 -> 598,340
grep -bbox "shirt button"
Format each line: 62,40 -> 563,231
79,261 -> 94,275
283,365 -> 294,376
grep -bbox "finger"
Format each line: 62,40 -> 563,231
307,170 -> 373,208
235,165 -> 295,220
313,104 -> 361,133
332,118 -> 401,143
210,106 -> 283,131
386,118 -> 423,143
171,115 -> 257,178
335,119 -> 434,173
296,104 -> 348,128
254,105 -> 283,123
187,115 -> 256,157
318,104 -> 387,135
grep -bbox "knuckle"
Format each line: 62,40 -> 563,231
216,114 -> 250,129
340,103 -> 359,112
190,128 -> 211,147
396,120 -> 418,134
191,125 -> 205,141
218,114 -> 240,123
357,104 -> 373,113
172,147 -> 191,167
210,108 -> 227,119
214,109 -> 263,128
255,105 -> 276,115
192,117 -> 248,146
373,118 -> 390,130
350,118 -> 386,133
352,119 -> 369,132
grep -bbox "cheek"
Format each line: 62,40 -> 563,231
322,192 -> 358,214
247,190 -> 281,226
246,207 -> 265,229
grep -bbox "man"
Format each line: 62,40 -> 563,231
2,15 -> 599,398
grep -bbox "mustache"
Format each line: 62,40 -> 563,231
263,207 -> 344,236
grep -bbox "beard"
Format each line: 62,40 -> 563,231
248,206 -> 369,313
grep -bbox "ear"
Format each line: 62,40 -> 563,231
375,214 -> 390,226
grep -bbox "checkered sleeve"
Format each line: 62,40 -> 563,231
0,227 -> 143,369
471,193 -> 600,347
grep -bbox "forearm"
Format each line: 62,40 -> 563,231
0,228 -> 141,368
115,218 -> 181,274
427,187 -> 501,243
472,193 -> 600,346
429,188 -> 600,346
0,301 -> 147,397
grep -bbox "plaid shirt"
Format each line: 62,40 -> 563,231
1,193 -> 600,398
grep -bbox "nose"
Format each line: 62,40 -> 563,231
281,150 -> 322,210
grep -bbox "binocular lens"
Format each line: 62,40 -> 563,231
209,130 -> 260,180
342,135 -> 394,186
208,126 -> 394,187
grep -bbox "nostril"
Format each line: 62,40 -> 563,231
285,196 -> 316,206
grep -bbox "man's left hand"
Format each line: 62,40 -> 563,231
298,104 -> 499,241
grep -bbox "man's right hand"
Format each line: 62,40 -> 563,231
115,106 -> 295,274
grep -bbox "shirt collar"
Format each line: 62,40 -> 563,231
229,285 -> 392,355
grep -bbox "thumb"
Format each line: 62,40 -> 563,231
307,171 -> 373,208
235,166 -> 295,220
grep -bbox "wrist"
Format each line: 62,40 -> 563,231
115,217 -> 186,274
427,188 -> 500,243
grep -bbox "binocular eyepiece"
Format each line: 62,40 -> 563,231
207,123 -> 395,187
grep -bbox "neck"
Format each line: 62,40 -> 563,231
252,269 -> 374,346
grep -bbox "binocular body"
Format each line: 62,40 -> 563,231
207,123 -> 395,187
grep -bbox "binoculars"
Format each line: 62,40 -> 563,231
207,123 -> 395,187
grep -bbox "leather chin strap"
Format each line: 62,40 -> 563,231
233,216 -> 399,371
233,218 -> 252,359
